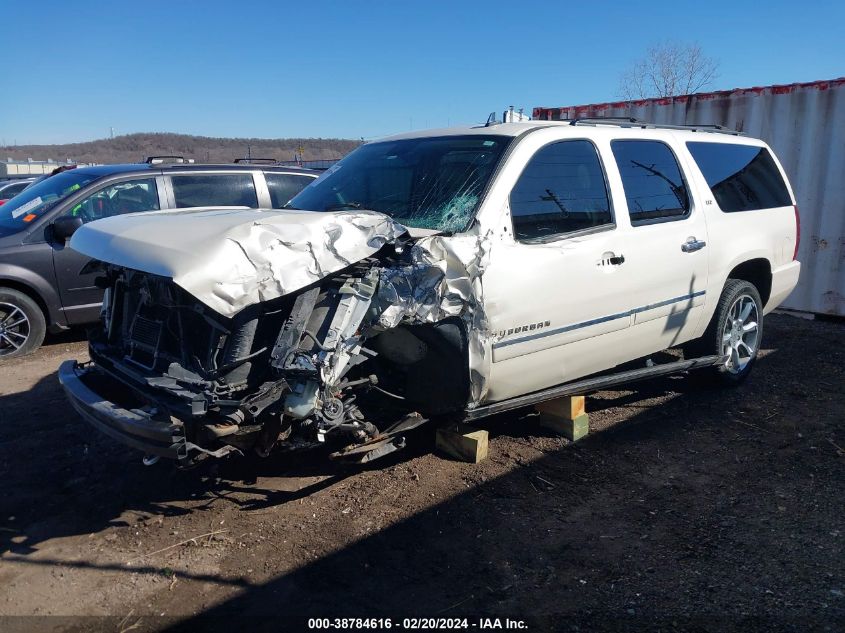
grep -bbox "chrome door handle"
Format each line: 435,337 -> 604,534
682,238 -> 707,253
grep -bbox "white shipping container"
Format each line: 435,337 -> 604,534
534,78 -> 845,316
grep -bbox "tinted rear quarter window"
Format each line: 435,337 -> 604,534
611,140 -> 690,223
686,142 -> 791,212
171,174 -> 258,208
265,173 -> 314,208
510,139 -> 612,241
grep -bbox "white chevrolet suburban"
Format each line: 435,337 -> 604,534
58,119 -> 801,464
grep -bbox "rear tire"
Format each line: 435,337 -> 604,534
687,279 -> 763,386
0,288 -> 47,359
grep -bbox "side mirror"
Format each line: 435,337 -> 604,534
53,216 -> 83,241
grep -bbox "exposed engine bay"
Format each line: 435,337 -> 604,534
59,135 -> 509,464
71,214 -> 492,464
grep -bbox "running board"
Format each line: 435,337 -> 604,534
464,354 -> 727,422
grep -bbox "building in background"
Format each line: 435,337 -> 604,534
1,158 -> 89,179
534,78 -> 845,316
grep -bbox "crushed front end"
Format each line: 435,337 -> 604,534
60,232 -> 482,465
59,131 -> 509,466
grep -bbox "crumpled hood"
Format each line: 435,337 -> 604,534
70,207 -> 407,317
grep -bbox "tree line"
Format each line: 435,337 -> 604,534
1,132 -> 360,165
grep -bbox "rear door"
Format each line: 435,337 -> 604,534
605,136 -> 709,350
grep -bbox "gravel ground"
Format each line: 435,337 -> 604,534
0,313 -> 842,632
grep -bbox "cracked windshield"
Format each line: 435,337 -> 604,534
287,135 -> 511,232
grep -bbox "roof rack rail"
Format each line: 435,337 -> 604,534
144,155 -> 193,164
569,116 -> 639,124
568,117 -> 744,135
233,157 -> 278,164
275,159 -> 339,170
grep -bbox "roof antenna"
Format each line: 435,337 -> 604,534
485,112 -> 498,127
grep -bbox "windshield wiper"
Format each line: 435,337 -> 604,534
325,202 -> 363,211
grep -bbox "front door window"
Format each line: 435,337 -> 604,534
66,179 -> 160,223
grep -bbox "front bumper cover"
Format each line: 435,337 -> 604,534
58,360 -> 186,459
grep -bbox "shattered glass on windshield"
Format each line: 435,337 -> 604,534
288,135 -> 510,233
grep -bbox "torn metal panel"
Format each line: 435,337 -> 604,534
320,268 -> 380,387
370,229 -> 495,404
69,207 -> 406,318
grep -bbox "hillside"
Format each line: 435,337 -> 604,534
1,133 -> 360,165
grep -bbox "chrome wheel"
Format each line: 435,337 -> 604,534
721,294 -> 759,374
0,302 -> 31,356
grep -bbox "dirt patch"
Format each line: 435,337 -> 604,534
0,315 -> 842,631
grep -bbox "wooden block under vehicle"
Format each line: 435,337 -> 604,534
535,395 -> 585,421
536,396 -> 590,442
435,426 -> 489,464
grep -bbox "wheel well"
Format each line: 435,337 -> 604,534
727,259 -> 772,307
0,280 -> 51,326
366,317 -> 470,415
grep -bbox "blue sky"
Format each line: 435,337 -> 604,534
1,0 -> 843,144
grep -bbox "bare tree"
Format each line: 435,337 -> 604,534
618,42 -> 719,100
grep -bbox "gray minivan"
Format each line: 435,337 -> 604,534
0,161 -> 318,358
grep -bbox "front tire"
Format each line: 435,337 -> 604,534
690,279 -> 763,386
0,288 -> 47,359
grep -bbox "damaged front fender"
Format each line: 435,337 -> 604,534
374,231 -> 496,403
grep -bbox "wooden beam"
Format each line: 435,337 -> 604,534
536,395 -> 589,441
536,394 -> 585,420
435,426 -> 489,464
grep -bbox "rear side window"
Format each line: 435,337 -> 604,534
686,142 -> 791,212
611,140 -> 690,223
265,173 -> 314,208
171,174 -> 258,208
510,140 -> 612,241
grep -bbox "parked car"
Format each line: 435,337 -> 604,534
0,159 -> 318,357
0,178 -> 36,205
20,164 -> 80,193
58,120 -> 800,465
